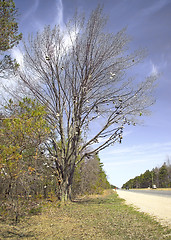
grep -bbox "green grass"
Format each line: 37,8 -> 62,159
0,190 -> 171,239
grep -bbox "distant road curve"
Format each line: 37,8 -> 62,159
116,189 -> 171,227
127,189 -> 171,198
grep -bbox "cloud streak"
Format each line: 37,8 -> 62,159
53,0 -> 64,27
151,62 -> 158,76
105,159 -> 147,167
21,0 -> 40,23
107,141 -> 171,155
100,141 -> 171,169
141,0 -> 169,17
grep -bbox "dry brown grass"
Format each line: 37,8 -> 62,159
0,190 -> 171,239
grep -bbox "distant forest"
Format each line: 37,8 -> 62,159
122,159 -> 171,189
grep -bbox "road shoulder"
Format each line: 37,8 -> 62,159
116,189 -> 171,228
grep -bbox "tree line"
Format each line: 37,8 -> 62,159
122,160 -> 171,189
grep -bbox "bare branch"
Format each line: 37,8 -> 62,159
11,6 -> 157,200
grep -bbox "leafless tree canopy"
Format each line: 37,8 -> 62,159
16,6 -> 157,200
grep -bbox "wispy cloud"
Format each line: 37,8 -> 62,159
108,142 -> 171,155
151,64 -> 158,76
104,159 -> 147,167
151,63 -> 158,76
141,0 -> 169,17
21,0 -> 40,23
53,0 -> 64,27
99,141 -> 171,169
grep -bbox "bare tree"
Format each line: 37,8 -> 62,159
16,6 -> 157,201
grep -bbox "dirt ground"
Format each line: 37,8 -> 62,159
116,190 -> 171,228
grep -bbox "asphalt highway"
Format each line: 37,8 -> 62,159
125,189 -> 171,198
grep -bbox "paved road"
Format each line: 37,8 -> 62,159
127,189 -> 171,198
116,189 -> 171,227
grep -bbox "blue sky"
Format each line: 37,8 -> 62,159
10,0 -> 171,187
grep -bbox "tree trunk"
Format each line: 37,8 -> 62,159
59,179 -> 70,202
58,168 -> 75,202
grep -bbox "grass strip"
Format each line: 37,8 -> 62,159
0,190 -> 171,239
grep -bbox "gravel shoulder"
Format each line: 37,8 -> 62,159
116,189 -> 171,228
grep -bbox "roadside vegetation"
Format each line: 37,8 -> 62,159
122,160 -> 171,189
0,2 -> 157,202
1,2 -> 167,239
0,190 -> 171,240
0,98 -> 111,222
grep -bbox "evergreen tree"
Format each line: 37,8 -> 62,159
159,163 -> 169,188
122,160 -> 171,189
72,154 -> 110,197
0,0 -> 22,76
